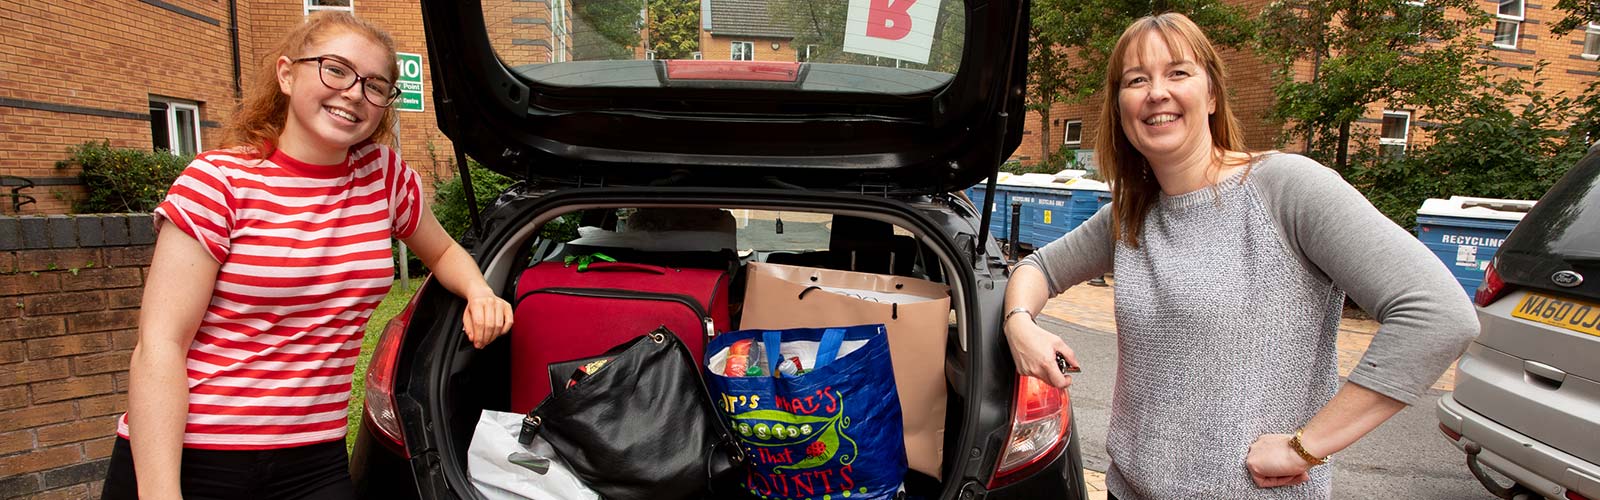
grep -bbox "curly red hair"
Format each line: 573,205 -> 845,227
221,11 -> 398,155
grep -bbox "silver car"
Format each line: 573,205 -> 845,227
1436,146 -> 1600,500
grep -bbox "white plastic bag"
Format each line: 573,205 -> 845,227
467,409 -> 600,500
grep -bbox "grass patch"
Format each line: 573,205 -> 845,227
347,278 -> 423,452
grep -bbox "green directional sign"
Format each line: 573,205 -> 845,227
395,52 -> 424,112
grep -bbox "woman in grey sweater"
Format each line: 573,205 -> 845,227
1002,13 -> 1479,500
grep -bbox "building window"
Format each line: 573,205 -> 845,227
1494,0 -> 1523,49
150,99 -> 201,158
1380,111 -> 1410,158
305,0 -> 352,15
731,41 -> 753,61
1584,23 -> 1600,59
551,0 -> 567,62
1063,120 -> 1083,147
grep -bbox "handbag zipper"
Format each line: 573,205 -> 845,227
517,287 -> 716,339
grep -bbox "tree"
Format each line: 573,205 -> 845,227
1025,0 -> 1252,166
646,0 -> 699,59
1549,0 -> 1600,37
1345,67 -> 1589,228
570,0 -> 644,61
1025,0 -> 1075,168
1255,0 -> 1488,171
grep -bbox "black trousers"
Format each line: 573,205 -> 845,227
101,437 -> 354,500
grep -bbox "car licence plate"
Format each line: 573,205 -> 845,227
1511,293 -> 1600,338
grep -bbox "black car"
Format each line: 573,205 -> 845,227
349,0 -> 1087,498
1436,144 -> 1600,500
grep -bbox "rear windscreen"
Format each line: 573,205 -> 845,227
482,0 -> 967,93
1504,153 -> 1600,262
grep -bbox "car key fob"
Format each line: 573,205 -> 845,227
1057,353 -> 1080,374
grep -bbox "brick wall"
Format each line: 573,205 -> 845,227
0,214 -> 157,499
700,33 -> 798,61
484,0 -> 559,66
2,1 -> 454,217
1,0 -> 239,214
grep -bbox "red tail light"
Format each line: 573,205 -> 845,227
1570,490 -> 1594,500
1475,260 -> 1508,307
989,375 -> 1071,489
363,280 -> 429,457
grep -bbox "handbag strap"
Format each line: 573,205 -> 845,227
677,327 -> 747,467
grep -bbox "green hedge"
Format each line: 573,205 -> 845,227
57,141 -> 187,213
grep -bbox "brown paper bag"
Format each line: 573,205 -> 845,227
739,261 -> 950,478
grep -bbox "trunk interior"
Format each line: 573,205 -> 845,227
425,198 -> 984,499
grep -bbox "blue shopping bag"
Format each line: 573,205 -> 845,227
705,324 -> 906,500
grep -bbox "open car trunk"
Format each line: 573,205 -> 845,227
406,188 -> 996,499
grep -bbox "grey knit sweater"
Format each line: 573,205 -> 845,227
1018,153 -> 1478,500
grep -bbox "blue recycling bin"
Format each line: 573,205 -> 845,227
969,180 -> 1112,249
1414,197 -> 1532,299
1006,186 -> 1075,249
966,185 -> 1010,239
1067,187 -> 1112,228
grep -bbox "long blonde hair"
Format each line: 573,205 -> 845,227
221,11 -> 398,155
1095,13 -> 1248,247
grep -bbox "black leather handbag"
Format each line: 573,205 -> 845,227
518,326 -> 745,500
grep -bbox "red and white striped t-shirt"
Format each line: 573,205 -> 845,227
118,141 -> 423,450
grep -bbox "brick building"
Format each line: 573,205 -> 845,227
0,0 -> 456,216
1010,0 -> 1600,167
699,0 -> 803,62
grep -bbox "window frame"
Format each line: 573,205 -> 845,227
1584,23 -> 1600,60
1379,110 -> 1410,157
730,41 -> 753,61
1063,120 -> 1083,147
305,0 -> 353,15
1493,0 -> 1524,49
150,99 -> 202,157
798,44 -> 817,62
551,0 -> 567,63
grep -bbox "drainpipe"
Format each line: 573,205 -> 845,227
229,0 -> 241,98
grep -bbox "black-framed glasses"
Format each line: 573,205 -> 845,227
293,56 -> 402,108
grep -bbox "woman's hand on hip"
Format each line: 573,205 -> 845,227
1246,433 -> 1312,488
462,294 -> 513,349
1002,314 -> 1077,388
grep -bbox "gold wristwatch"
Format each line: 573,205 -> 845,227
1290,428 -> 1329,466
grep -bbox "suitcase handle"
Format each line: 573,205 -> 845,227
583,262 -> 671,275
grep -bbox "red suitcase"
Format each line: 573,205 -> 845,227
510,261 -> 731,413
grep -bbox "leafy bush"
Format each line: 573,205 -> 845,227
1004,145 -> 1080,175
407,157 -> 581,274
431,159 -> 518,240
1346,71 -> 1587,229
56,141 -> 188,213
